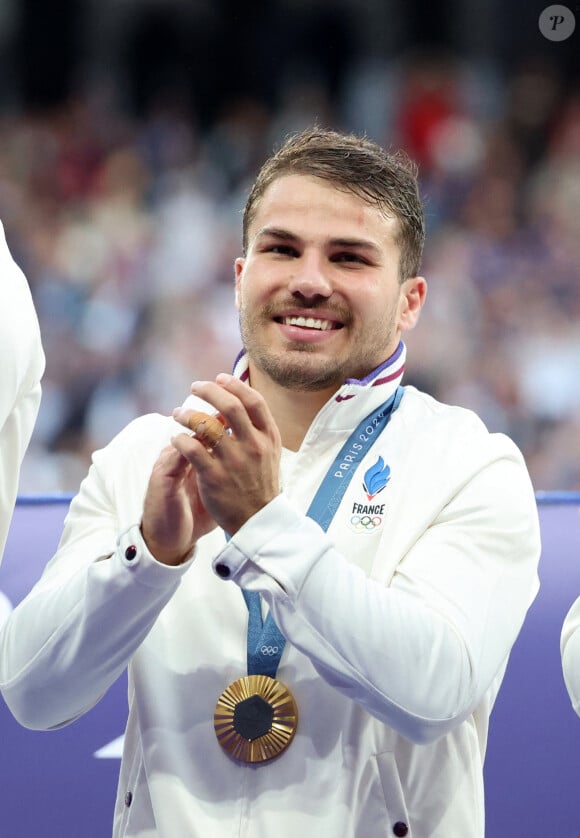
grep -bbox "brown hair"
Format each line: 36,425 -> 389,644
242,126 -> 425,281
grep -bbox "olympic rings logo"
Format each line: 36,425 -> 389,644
350,515 -> 383,531
260,645 -> 280,656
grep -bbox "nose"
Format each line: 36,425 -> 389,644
286,251 -> 332,300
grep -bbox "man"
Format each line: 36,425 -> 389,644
0,220 -> 44,562
0,128 -> 540,837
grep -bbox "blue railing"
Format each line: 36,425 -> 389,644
15,491 -> 580,507
16,493 -> 75,506
534,492 -> 580,506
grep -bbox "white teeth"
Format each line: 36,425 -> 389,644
282,316 -> 334,331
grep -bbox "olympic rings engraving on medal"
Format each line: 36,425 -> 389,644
260,645 -> 280,656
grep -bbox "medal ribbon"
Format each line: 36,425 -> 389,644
243,386 -> 404,679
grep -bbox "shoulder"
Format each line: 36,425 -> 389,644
63,411 -> 184,524
94,412 -> 179,460
90,412 -> 181,490
400,385 -> 523,457
401,385 -> 487,428
394,386 -> 539,549
89,392 -> 218,490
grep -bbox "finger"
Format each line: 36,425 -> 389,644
214,374 -> 273,432
172,404 -> 227,431
171,411 -> 228,455
156,442 -> 193,479
171,430 -> 218,468
180,381 -> 250,440
189,378 -> 273,440
186,412 -> 226,447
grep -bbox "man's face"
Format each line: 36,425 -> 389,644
235,174 -> 425,393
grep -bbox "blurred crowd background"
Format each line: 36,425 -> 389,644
0,0 -> 579,493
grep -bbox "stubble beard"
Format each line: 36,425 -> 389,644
238,305 -> 346,391
247,340 -> 347,391
238,304 -> 394,392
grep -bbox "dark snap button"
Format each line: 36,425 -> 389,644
124,791 -> 133,808
393,823 -> 408,837
124,545 -> 137,561
215,562 -> 231,578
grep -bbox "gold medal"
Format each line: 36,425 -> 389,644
214,674 -> 298,763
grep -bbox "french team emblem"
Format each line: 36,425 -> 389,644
363,456 -> 391,501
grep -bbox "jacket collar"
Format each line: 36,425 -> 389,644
232,342 -> 406,434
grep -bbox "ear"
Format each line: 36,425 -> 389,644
234,257 -> 245,310
398,276 -> 427,332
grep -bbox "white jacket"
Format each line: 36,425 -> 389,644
561,597 -> 580,715
0,347 -> 540,837
0,220 -> 44,560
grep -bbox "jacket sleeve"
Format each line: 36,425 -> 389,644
212,440 -> 541,745
0,417 -> 193,730
561,597 -> 580,714
0,220 -> 45,560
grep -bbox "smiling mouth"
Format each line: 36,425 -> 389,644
276,315 -> 342,331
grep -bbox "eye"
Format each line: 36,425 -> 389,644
332,252 -> 368,264
264,243 -> 299,257
260,242 -> 297,256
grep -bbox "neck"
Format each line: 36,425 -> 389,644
247,364 -> 337,450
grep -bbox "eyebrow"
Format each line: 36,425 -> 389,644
255,227 -> 383,257
255,227 -> 298,242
